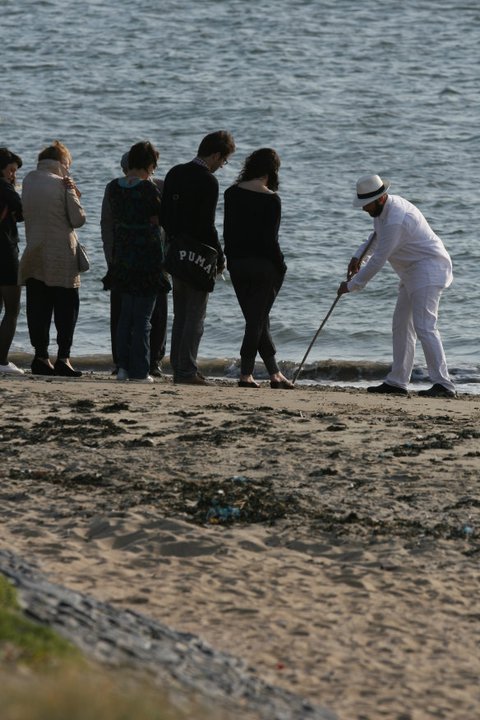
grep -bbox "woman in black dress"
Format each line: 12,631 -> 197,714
223,148 -> 293,389
0,148 -> 24,375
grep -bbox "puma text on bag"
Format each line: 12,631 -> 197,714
164,234 -> 217,292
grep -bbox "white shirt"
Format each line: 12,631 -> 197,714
347,194 -> 453,293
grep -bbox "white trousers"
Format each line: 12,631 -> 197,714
385,284 -> 455,391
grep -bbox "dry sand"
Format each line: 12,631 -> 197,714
0,373 -> 479,720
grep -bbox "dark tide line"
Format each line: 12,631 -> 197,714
7,353 -> 389,381
8,352 -> 480,385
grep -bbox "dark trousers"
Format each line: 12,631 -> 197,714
0,285 -> 21,364
170,277 -> 209,379
116,292 -> 157,379
26,278 -> 79,358
228,257 -> 283,376
110,288 -> 167,368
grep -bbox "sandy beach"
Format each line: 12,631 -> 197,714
0,373 -> 479,719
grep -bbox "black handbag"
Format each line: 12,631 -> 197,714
65,189 -> 89,273
76,242 -> 90,273
164,233 -> 218,292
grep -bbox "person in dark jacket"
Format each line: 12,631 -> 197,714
101,151 -> 169,377
0,148 -> 24,375
161,130 -> 235,385
106,141 -> 164,382
223,147 -> 293,389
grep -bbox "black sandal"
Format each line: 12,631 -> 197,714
238,380 -> 260,388
270,379 -> 294,389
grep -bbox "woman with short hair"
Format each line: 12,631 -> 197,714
106,140 -> 165,382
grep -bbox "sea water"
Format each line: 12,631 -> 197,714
2,0 -> 479,392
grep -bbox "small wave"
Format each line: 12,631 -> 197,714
6,352 -> 480,393
9,353 -> 480,384
283,358 -> 392,382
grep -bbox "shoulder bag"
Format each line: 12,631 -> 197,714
76,242 -> 90,273
164,233 -> 217,292
65,187 -> 90,273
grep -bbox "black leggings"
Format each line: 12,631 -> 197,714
26,278 -> 79,358
0,285 -> 21,364
228,257 -> 284,376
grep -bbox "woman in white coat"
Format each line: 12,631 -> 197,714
20,141 -> 86,376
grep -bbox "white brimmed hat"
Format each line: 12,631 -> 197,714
353,174 -> 390,208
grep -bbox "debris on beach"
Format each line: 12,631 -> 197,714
173,476 -> 299,526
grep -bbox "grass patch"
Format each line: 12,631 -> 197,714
0,669 -> 214,720
0,574 -> 80,669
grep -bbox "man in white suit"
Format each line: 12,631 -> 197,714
338,174 -> 456,398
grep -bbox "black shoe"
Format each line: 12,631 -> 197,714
149,362 -> 163,378
367,382 -> 408,395
31,357 -> 55,376
418,383 -> 456,398
174,373 -> 211,386
53,360 -> 82,378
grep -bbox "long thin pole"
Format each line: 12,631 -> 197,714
292,232 -> 377,385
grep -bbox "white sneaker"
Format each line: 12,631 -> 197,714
0,361 -> 25,375
129,375 -> 154,384
116,368 -> 129,381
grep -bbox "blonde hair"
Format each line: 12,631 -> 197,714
38,140 -> 72,168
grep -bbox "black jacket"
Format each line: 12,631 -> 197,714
0,178 -> 23,249
223,184 -> 286,274
160,160 -> 224,268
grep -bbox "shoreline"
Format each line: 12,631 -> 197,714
0,378 -> 479,719
4,351 -> 480,394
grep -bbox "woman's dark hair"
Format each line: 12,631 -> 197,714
128,141 -> 159,172
236,148 -> 280,191
38,140 -> 72,167
0,147 -> 23,171
197,130 -> 236,159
